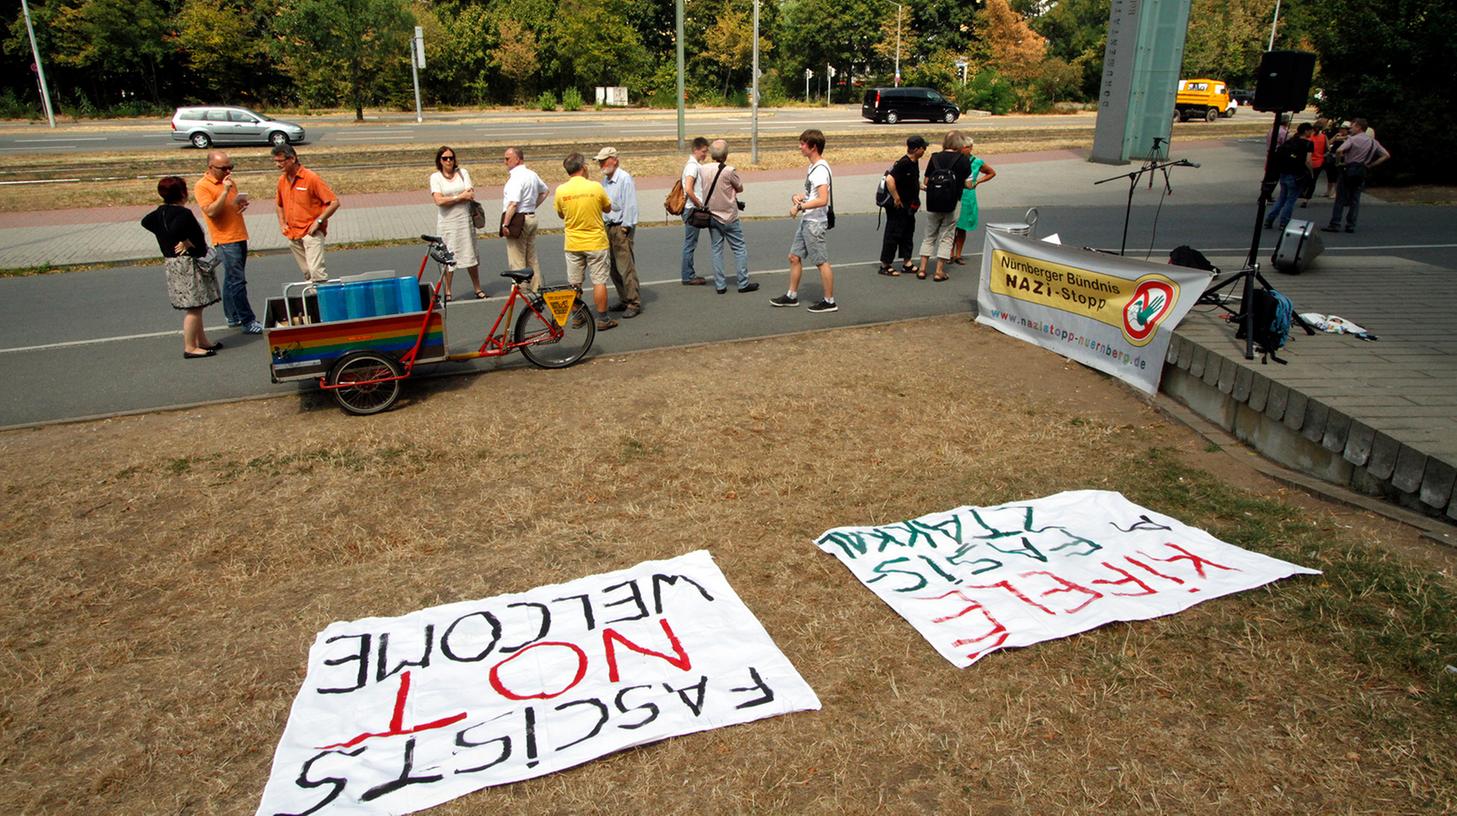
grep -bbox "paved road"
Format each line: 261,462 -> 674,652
0,106 -> 1274,154
2,196 -> 1453,428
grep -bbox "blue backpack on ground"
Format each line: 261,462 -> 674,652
1235,287 -> 1294,363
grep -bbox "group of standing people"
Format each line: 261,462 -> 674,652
142,125 -> 1002,356
1264,116 -> 1389,234
140,143 -> 340,358
875,130 -> 996,284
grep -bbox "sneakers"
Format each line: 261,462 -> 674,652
769,294 -> 799,308
807,299 -> 838,314
242,321 -> 265,334
738,282 -> 760,294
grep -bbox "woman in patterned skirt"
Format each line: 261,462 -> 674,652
140,176 -> 221,358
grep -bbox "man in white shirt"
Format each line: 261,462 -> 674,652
595,146 -> 642,318
770,129 -> 836,313
500,146 -> 550,290
680,137 -> 710,286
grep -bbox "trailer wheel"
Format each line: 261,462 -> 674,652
329,352 -> 403,415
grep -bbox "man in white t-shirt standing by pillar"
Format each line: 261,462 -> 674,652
771,129 -> 836,313
680,137 -> 710,286
500,145 -> 550,290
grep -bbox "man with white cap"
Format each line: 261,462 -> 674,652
594,146 -> 642,318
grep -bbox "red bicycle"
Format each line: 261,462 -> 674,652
264,235 -> 596,415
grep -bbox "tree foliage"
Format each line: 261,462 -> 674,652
1310,0 -> 1450,182
276,0 -> 414,120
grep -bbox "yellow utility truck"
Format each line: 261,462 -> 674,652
1174,79 -> 1237,122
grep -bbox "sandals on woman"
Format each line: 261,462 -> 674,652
877,265 -> 901,277
933,273 -> 950,282
474,289 -> 488,299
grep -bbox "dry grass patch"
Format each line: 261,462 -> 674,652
2,316 -> 1454,815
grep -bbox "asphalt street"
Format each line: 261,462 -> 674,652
3,199 -> 1454,428
0,107 -> 1265,154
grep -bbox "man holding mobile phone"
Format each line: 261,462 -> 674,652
195,150 -> 262,333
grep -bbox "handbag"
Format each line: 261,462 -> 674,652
805,161 -> 835,229
688,164 -> 726,229
469,201 -> 486,229
501,211 -> 526,238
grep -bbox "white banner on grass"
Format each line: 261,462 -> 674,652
816,491 -> 1318,668
975,230 -> 1211,394
257,550 -> 820,816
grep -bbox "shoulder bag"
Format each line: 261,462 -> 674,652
688,164 -> 726,229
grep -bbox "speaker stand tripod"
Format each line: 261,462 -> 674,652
1197,111 -> 1315,361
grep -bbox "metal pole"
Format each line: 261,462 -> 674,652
675,0 -> 686,151
894,4 -> 901,87
410,40 -> 423,124
1267,0 -> 1281,50
20,0 -> 55,127
751,0 -> 760,164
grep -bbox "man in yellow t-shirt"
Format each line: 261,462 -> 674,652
553,152 -> 616,331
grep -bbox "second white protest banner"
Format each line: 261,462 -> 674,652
816,490 -> 1318,668
257,550 -> 820,815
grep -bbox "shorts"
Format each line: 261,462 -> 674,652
789,218 -> 830,266
564,248 -> 611,287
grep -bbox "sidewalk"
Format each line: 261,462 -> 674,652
2,141 -> 1452,524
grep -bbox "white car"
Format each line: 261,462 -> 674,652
170,106 -> 307,149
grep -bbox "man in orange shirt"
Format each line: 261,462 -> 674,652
195,150 -> 262,333
272,144 -> 340,282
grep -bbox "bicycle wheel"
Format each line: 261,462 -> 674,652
328,352 -> 403,415
514,300 -> 595,369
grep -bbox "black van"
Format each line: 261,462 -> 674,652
862,87 -> 960,124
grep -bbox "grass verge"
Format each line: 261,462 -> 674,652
1,316 -> 1452,814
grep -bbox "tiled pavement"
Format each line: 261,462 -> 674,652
1168,255 -> 1457,521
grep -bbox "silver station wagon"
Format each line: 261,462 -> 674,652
170,106 -> 307,149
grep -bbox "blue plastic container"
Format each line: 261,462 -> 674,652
316,284 -> 347,322
369,279 -> 400,316
396,276 -> 423,312
344,281 -> 373,320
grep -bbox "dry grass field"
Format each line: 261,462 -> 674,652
2,316 -> 1454,815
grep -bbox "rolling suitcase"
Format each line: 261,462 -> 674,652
1271,218 -> 1322,274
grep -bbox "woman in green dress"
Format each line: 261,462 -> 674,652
948,139 -> 997,266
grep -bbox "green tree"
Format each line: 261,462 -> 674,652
275,0 -> 414,120
1029,0 -> 1110,100
493,17 -> 539,102
1311,0 -> 1449,182
1181,0 -> 1275,86
175,0 -> 280,104
543,0 -> 646,96
49,0 -> 174,104
779,0 -> 890,100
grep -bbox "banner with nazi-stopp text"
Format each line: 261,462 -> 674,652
815,491 -> 1318,668
256,550 -> 820,816
975,230 -> 1211,394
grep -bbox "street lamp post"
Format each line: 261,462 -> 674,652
751,0 -> 760,164
20,0 -> 55,128
894,4 -> 902,88
676,0 -> 686,151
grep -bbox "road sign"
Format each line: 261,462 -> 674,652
805,68 -> 814,79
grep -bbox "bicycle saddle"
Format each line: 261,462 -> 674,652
500,268 -> 535,282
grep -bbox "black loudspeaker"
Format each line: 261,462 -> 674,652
1253,50 -> 1316,112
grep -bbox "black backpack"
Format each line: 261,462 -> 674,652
874,166 -> 894,209
924,153 -> 960,213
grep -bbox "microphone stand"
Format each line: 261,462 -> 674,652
1093,138 -> 1199,256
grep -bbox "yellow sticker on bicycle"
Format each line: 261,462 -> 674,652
542,290 -> 576,326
